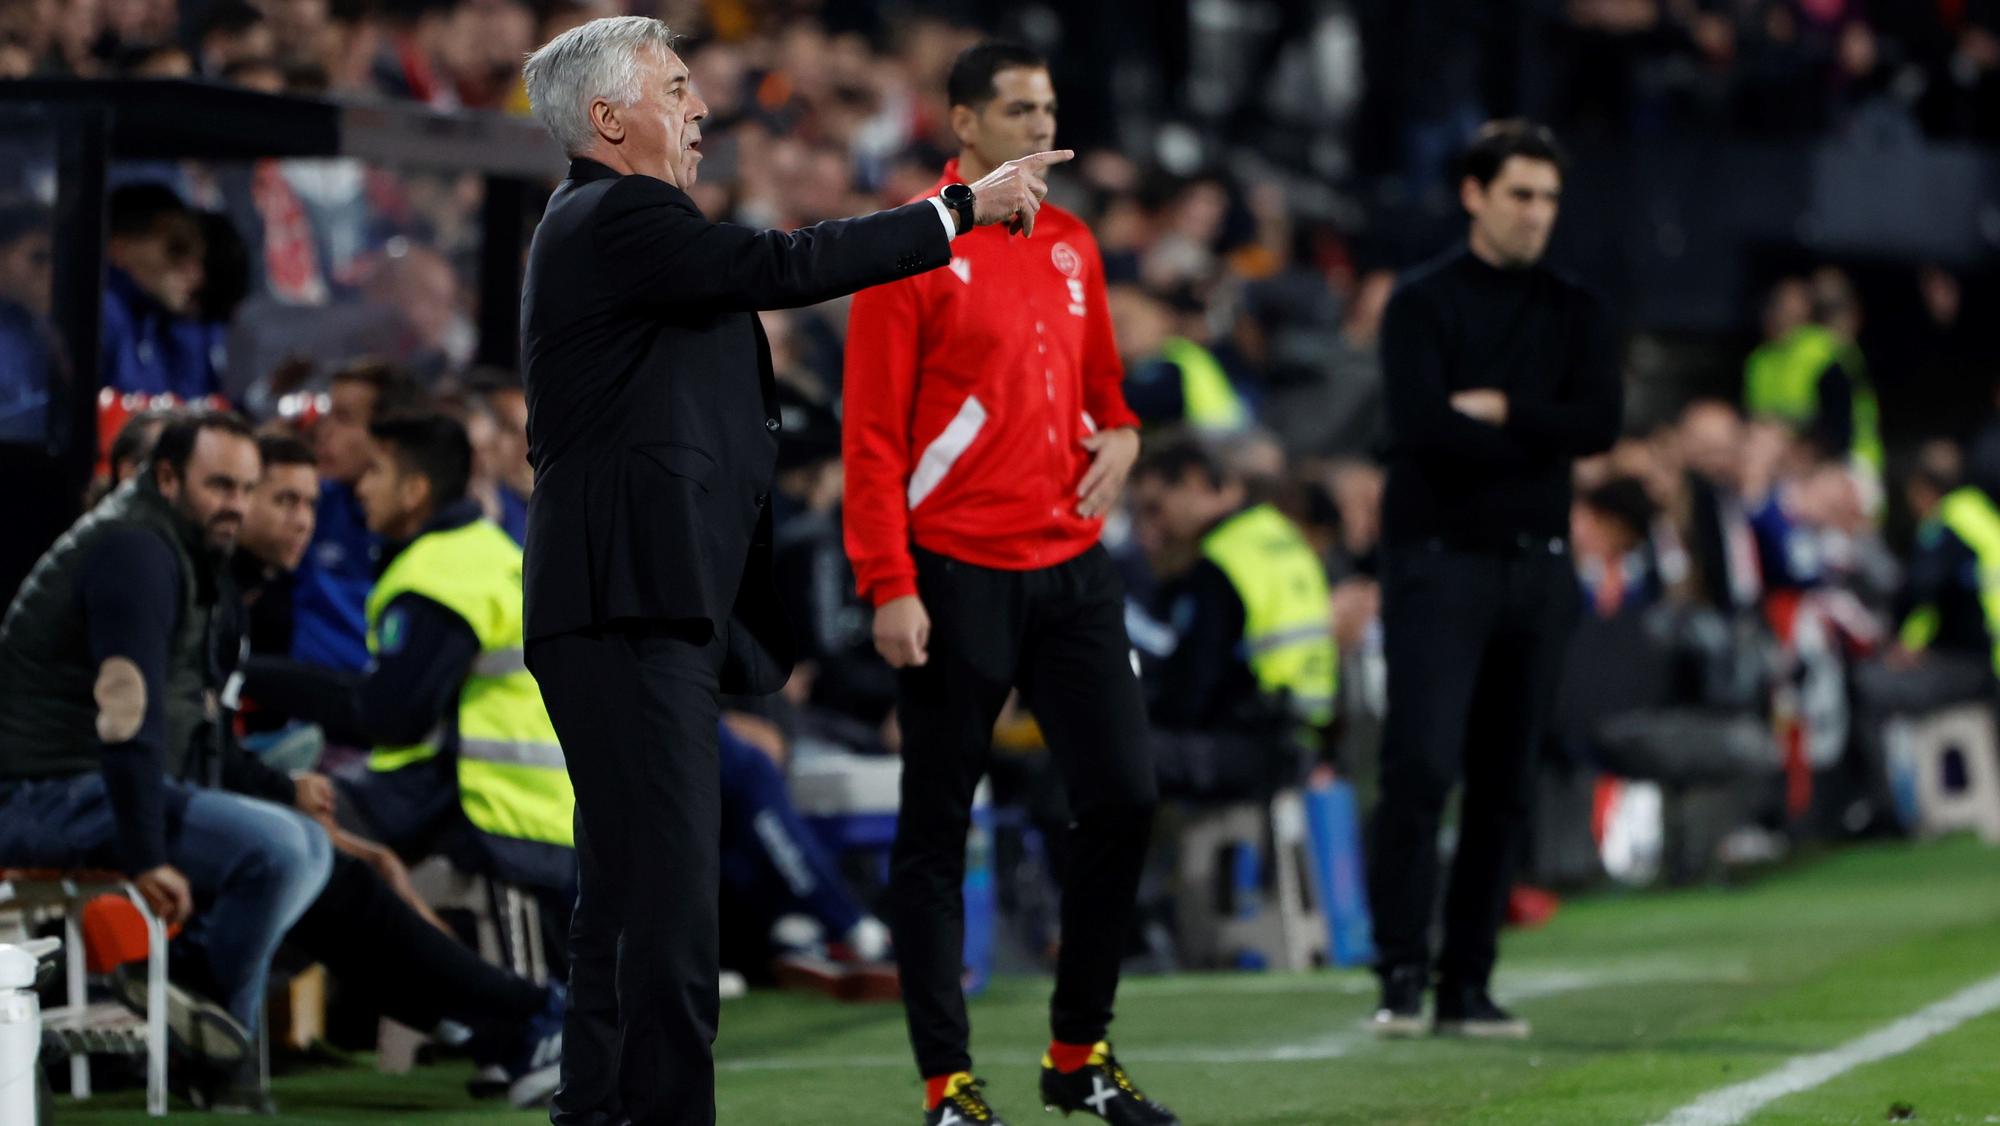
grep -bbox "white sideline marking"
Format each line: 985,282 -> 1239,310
1651,971 -> 2000,1126
716,962 -> 1747,1072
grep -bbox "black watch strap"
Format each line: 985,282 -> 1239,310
941,184 -> 974,233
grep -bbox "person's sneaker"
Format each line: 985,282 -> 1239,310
1369,964 -> 1428,1038
1039,1042 -> 1179,1124
465,1062 -> 510,1099
1433,981 -> 1531,1039
111,962 -> 250,1069
923,1073 -> 1008,1125
773,951 -> 902,1003
720,969 -> 749,1000
185,1055 -> 277,1116
502,981 -> 566,1108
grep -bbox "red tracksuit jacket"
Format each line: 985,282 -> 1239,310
842,161 -> 1138,607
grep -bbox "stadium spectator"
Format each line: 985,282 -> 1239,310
0,197 -> 53,441
1677,399 -> 1765,614
1113,283 -> 1250,432
0,411 -> 333,1110
462,366 -> 531,541
252,412 -> 576,891
771,383 -> 898,741
435,384 -> 518,543
362,242 -> 473,381
102,183 -> 223,400
196,0 -> 274,76
291,358 -> 424,673
1129,433 -> 1337,800
83,406 -> 181,508
232,430 -> 316,693
715,717 -> 897,998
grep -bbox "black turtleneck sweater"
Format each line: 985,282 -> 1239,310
1380,246 -> 1623,551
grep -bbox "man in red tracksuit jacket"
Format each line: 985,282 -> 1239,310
844,42 -> 1177,1126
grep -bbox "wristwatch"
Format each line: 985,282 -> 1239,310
940,182 -> 975,234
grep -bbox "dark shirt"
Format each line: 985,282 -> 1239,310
497,484 -> 529,547
1812,362 -> 1855,459
77,529 -> 186,873
1904,522 -> 1990,659
1123,356 -> 1187,425
1380,246 -> 1622,550
100,267 -> 221,401
773,501 -> 897,726
289,479 -> 377,673
240,501 -> 483,750
0,299 -> 53,443
1147,556 -> 1259,731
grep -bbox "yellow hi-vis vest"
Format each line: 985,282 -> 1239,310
365,519 -> 574,851
1199,504 -> 1338,726
1900,487 -> 2000,678
1743,323 -> 1884,471
1161,336 -> 1248,431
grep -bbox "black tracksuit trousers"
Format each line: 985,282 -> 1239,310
892,545 -> 1156,1078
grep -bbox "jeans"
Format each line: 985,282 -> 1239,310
0,773 -> 332,1031
718,720 -> 864,944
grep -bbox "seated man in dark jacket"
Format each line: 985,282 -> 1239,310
0,412 -> 333,1111
1128,433 -> 1338,798
245,413 -> 576,893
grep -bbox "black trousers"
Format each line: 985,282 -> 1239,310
1368,544 -> 1578,987
285,852 -> 544,1039
529,622 -> 724,1126
894,545 -> 1156,1078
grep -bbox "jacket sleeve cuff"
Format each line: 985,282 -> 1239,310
868,574 -> 921,608
1095,409 -> 1141,433
926,197 -> 961,242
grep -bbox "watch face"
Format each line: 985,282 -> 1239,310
943,184 -> 972,203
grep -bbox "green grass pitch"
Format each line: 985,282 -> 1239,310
52,837 -> 2000,1124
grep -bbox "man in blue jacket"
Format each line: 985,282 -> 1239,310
101,183 -> 222,401
289,359 -> 426,673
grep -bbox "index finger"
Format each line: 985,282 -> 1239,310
1016,149 -> 1075,170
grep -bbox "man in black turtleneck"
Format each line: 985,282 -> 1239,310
1368,120 -> 1623,1040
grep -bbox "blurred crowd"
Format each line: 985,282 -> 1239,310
0,4 -> 1998,1111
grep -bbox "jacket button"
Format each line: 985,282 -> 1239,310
765,418 -> 780,432
754,493 -> 769,507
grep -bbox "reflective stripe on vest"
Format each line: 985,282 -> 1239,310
1199,504 -> 1338,725
1920,488 -> 2000,678
365,520 -> 574,849
1743,324 -> 1883,470
1161,336 -> 1248,431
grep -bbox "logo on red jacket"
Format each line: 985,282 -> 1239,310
1051,242 -> 1083,279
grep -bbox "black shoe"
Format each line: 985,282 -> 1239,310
501,980 -> 566,1108
1370,964 -> 1428,1038
923,1075 -> 1008,1125
110,962 -> 250,1068
1433,981 -> 1531,1039
1039,1043 -> 1179,1124
185,1056 -> 277,1116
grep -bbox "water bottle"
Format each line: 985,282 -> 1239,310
0,938 -> 59,1126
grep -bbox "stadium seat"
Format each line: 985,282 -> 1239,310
1885,702 -> 2000,844
375,857 -> 547,1075
1173,791 -> 1329,971
788,749 -> 996,993
0,869 -> 169,1117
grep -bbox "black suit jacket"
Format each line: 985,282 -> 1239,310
519,158 -> 951,693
